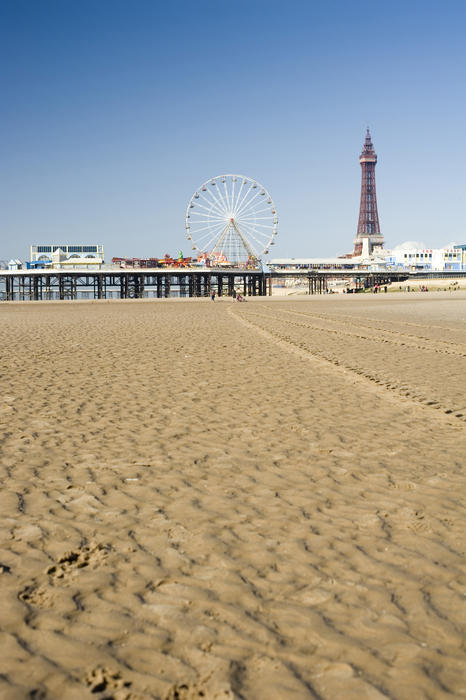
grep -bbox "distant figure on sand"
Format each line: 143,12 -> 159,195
232,289 -> 237,300
211,290 -> 216,301
236,293 -> 246,302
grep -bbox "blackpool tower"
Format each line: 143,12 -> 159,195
353,128 -> 383,256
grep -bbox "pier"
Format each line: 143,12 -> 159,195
0,268 -> 269,301
0,267 -> 414,301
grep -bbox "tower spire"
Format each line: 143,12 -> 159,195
353,128 -> 383,256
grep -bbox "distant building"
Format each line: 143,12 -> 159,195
384,244 -> 466,272
30,244 -> 104,262
270,244 -> 466,274
268,257 -> 362,271
29,244 -> 104,269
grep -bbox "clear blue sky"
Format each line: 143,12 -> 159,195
1,0 -> 465,262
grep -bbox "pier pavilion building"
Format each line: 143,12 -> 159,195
30,244 -> 104,263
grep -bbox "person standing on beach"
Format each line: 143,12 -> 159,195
232,289 -> 237,300
211,290 -> 216,301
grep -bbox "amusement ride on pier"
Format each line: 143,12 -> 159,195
186,174 -> 278,269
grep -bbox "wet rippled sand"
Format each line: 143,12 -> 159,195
1,293 -> 465,699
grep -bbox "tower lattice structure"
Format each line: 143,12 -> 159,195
353,128 -> 383,256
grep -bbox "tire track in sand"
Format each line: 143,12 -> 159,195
229,306 -> 466,423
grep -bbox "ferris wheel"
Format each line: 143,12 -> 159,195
185,174 -> 278,266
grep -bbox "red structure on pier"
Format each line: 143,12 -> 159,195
353,128 -> 383,256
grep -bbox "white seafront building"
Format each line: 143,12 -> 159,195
383,243 -> 466,272
28,244 -> 105,269
269,242 -> 466,273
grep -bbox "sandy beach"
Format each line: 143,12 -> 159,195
1,292 -> 465,699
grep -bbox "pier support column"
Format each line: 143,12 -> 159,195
44,276 -> 51,300
120,275 -> 126,299
179,275 -> 187,297
137,275 -> 144,298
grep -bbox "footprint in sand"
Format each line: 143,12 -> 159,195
165,681 -> 235,700
18,580 -> 54,608
46,542 -> 110,581
85,666 -> 133,697
19,543 -> 111,607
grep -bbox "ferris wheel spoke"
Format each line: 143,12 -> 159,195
198,182 -> 228,217
210,189 -> 230,218
196,192 -> 227,218
237,186 -> 264,214
212,181 -> 229,214
231,178 -> 246,215
190,191 -> 223,215
197,194 -> 226,219
191,232 -> 226,249
236,206 -> 273,218
189,222 -> 224,235
222,179 -> 232,213
211,222 -> 231,252
236,198 -> 272,218
233,183 -> 253,217
231,222 -> 256,257
236,215 -> 275,224
192,199 -> 226,218
190,213 -> 226,224
230,177 -> 236,214
235,188 -> 263,219
236,220 -> 274,229
235,220 -> 270,249
190,214 -> 228,227
194,230 -> 225,251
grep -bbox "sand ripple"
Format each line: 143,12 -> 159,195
0,295 -> 465,699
